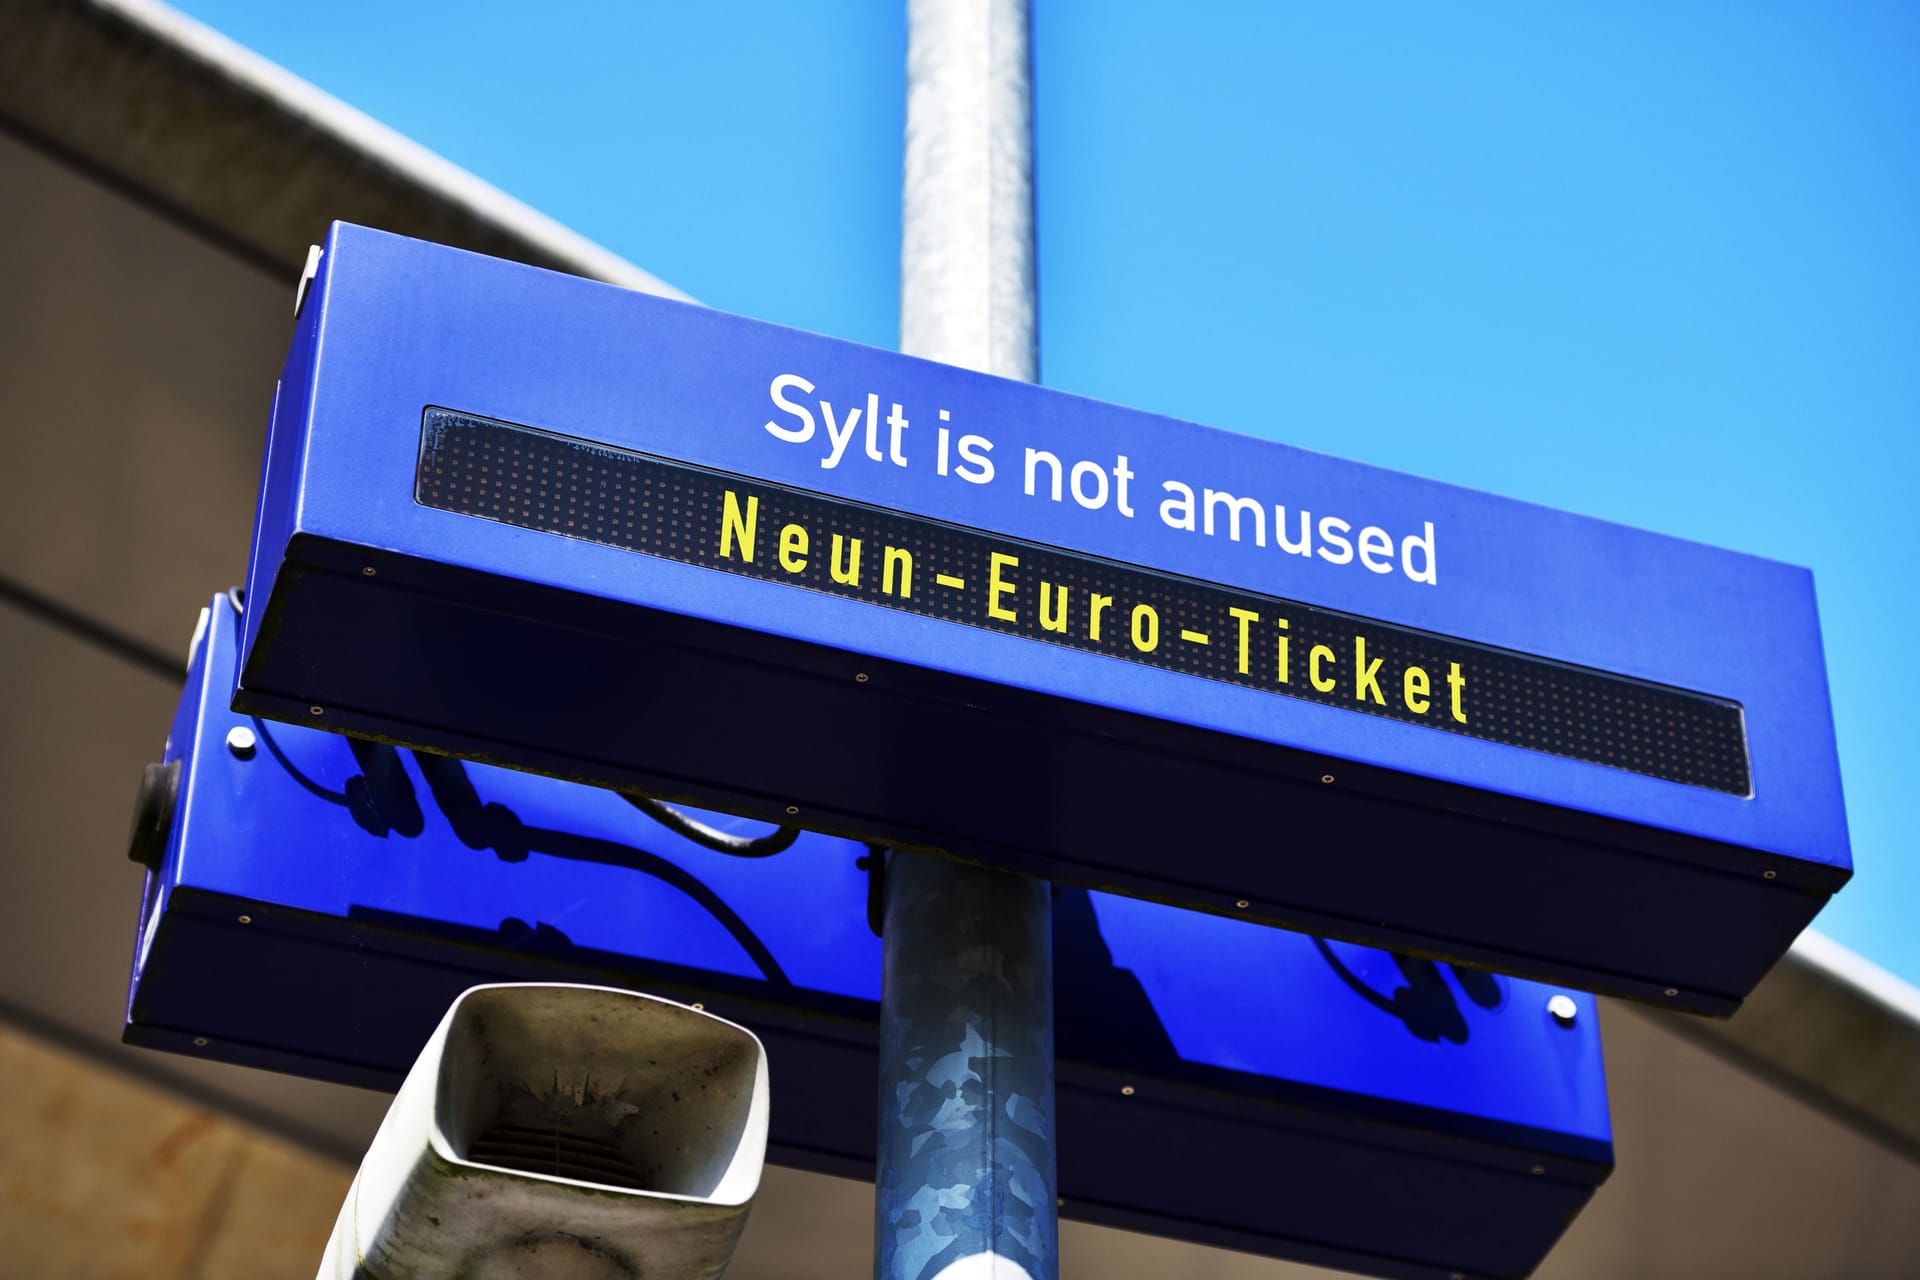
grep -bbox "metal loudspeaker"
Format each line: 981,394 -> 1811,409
318,983 -> 769,1280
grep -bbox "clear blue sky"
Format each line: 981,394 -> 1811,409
174,1 -> 1918,986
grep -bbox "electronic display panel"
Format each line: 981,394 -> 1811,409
234,223 -> 1850,1013
418,408 -> 1750,794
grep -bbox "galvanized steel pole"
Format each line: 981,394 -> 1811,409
875,855 -> 1056,1280
898,0 -> 1037,384
877,2 -> 1056,1280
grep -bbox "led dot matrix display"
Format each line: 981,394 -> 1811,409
417,408 -> 1751,795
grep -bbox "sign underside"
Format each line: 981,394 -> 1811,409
134,593 -> 1612,1280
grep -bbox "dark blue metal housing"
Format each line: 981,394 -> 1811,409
133,594 -> 1610,1280
234,222 -> 1848,1014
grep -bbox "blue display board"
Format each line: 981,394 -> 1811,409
235,222 -> 1848,1013
132,594 -> 1610,1280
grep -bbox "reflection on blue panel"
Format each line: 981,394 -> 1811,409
1093,896 -> 1607,1143
221,718 -> 881,998
190,711 -> 1609,1141
143,593 -> 1610,1152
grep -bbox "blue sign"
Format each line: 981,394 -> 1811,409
132,593 -> 1611,1280
235,222 -> 1848,1012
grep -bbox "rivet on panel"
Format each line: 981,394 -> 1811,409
225,726 -> 257,759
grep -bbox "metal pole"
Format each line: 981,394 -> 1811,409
878,3 -> 1054,1280
898,0 -> 1037,384
876,856 -> 1055,1280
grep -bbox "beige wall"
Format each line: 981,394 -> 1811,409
0,1023 -> 350,1280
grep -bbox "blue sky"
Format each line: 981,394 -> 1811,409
174,2 -> 1917,986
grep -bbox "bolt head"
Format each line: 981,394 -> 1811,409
225,726 -> 257,759
1547,994 -> 1578,1026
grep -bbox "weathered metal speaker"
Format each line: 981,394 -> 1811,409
317,983 -> 769,1280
